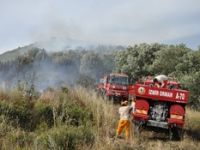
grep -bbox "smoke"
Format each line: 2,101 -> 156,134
33,60 -> 80,91
32,20 -> 82,41
0,47 -> 115,92
0,50 -> 75,92
29,16 -> 91,52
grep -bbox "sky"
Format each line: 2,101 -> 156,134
0,0 -> 200,54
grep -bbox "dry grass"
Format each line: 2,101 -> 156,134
72,87 -> 200,150
0,87 -> 199,150
186,108 -> 200,130
71,87 -> 119,149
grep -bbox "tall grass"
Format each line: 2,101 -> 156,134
0,87 -> 199,149
71,87 -> 200,150
71,87 -> 119,149
0,88 -> 94,149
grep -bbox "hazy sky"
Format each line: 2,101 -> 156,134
0,0 -> 200,53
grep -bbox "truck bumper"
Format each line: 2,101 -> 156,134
107,90 -> 128,99
147,120 -> 168,129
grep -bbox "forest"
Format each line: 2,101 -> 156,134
0,43 -> 199,109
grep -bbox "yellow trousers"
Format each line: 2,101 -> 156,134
116,120 -> 130,140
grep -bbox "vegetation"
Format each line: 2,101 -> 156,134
0,87 -> 199,149
115,43 -> 200,109
0,88 -> 94,149
0,43 -> 200,149
1,43 -> 200,108
0,46 -> 114,92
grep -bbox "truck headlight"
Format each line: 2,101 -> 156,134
170,114 -> 183,120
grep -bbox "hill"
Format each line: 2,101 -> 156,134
0,45 -> 36,62
0,38 -> 126,63
0,45 -> 117,91
33,37 -> 126,53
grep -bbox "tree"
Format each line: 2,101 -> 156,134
101,54 -> 115,74
80,52 -> 104,80
115,43 -> 162,80
175,50 -> 200,74
76,74 -> 96,88
151,44 -> 190,75
179,72 -> 200,109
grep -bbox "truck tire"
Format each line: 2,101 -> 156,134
169,127 -> 183,141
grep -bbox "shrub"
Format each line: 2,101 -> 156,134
35,126 -> 94,150
0,99 -> 32,130
63,102 -> 92,126
34,100 -> 54,128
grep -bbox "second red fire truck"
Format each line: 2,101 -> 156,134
97,73 -> 129,102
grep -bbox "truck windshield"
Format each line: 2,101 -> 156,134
109,76 -> 128,85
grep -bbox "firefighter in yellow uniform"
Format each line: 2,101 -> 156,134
116,100 -> 132,140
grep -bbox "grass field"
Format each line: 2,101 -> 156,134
73,87 -> 200,150
0,87 -> 199,149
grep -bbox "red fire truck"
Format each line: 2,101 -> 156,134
130,76 -> 189,140
97,73 -> 129,101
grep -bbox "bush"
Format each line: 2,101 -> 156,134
0,99 -> 33,130
76,74 -> 96,88
0,88 -> 95,149
63,102 -> 92,126
35,126 -> 94,150
34,100 -> 54,128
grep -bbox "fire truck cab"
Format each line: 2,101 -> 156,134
97,73 -> 129,101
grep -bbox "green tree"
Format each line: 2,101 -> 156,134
175,50 -> 200,74
115,43 -> 162,79
80,52 -> 104,80
174,50 -> 200,109
76,74 -> 96,88
179,72 -> 200,109
151,44 -> 190,75
101,54 -> 115,74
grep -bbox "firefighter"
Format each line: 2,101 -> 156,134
153,78 -> 162,88
153,75 -> 168,88
116,100 -> 132,140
